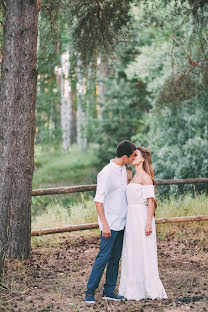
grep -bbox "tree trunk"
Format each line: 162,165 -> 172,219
37,10 -> 41,57
61,51 -> 72,152
96,56 -> 105,120
77,58 -> 87,150
0,0 -> 38,263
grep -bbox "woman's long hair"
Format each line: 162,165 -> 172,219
137,146 -> 157,209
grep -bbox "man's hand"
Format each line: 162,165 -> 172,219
102,223 -> 111,238
145,223 -> 152,236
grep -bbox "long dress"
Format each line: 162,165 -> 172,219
118,183 -> 167,300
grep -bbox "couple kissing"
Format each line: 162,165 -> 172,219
85,140 -> 167,303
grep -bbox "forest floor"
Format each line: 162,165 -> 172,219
0,224 -> 208,312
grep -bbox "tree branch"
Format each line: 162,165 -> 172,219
170,34 -> 187,56
177,58 -> 208,80
172,14 -> 190,33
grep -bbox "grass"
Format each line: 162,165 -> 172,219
156,192 -> 208,218
32,144 -> 98,218
33,144 -> 98,188
31,193 -> 208,247
31,195 -> 99,247
155,193 -> 208,241
32,203 -> 70,230
32,193 -> 208,230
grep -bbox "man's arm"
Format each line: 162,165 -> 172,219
94,169 -> 111,238
95,202 -> 111,238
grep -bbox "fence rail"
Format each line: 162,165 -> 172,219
31,177 -> 208,236
31,215 -> 208,236
32,178 -> 208,196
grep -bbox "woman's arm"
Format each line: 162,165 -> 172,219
145,197 -> 155,236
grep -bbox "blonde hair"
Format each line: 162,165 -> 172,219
137,146 -> 157,209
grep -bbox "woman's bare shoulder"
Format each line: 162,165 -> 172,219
142,173 -> 153,185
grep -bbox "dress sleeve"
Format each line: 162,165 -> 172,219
142,185 -> 155,199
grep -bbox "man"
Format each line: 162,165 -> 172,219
85,140 -> 136,303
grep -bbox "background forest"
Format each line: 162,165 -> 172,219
1,0 -> 207,229
34,0 -> 208,198
0,2 -> 208,310
0,3 -> 208,311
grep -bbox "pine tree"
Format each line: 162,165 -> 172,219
0,0 -> 38,270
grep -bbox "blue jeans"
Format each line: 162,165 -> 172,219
86,230 -> 124,296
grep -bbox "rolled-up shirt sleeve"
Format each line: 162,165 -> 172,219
94,171 -> 110,204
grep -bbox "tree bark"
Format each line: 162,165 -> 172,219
77,58 -> 87,150
0,0 -> 38,263
61,50 -> 72,152
96,56 -> 105,120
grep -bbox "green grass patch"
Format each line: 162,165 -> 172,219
156,193 -> 208,218
32,193 -> 208,230
31,193 -> 208,246
33,144 -> 98,188
32,144 -> 98,215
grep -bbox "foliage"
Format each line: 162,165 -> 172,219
35,0 -> 208,190
36,71 -> 62,146
141,92 -> 208,178
127,1 -> 208,97
96,77 -> 150,167
68,0 -> 133,65
36,0 -> 80,148
93,24 -> 151,167
1,0 -> 207,193
126,1 -> 208,195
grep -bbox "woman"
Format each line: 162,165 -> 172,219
119,146 -> 167,300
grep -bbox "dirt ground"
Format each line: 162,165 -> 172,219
0,224 -> 208,312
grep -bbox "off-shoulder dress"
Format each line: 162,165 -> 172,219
118,183 -> 167,300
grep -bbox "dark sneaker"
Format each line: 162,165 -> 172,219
85,294 -> 96,303
103,292 -> 125,301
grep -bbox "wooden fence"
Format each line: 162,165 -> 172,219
31,178 -> 208,236
32,178 -> 208,197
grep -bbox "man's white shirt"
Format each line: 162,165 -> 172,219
94,159 -> 128,231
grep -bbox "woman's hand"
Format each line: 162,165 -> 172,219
145,223 -> 152,236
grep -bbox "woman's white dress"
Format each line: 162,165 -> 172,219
119,183 -> 167,300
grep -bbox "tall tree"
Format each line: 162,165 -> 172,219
60,50 -> 73,152
0,0 -> 38,273
96,56 -> 106,121
76,58 -> 87,150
